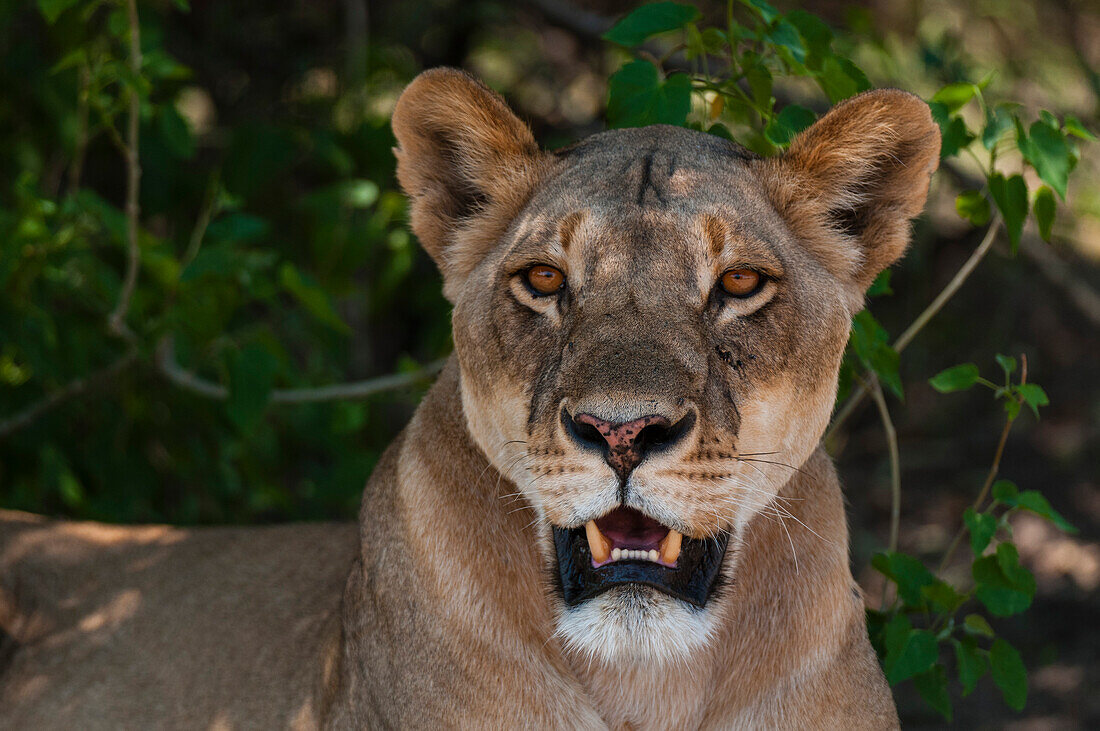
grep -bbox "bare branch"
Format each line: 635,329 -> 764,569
66,64 -> 91,195
154,337 -> 445,404
827,216 -> 1003,444
866,376 -> 901,555
0,351 -> 137,442
107,0 -> 142,342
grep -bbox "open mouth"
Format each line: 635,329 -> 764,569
552,507 -> 729,608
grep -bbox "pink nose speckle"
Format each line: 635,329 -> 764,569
573,413 -> 671,478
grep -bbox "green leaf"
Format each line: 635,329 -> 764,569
850,311 -> 902,399
995,354 -> 1017,377
929,363 -> 979,393
206,213 -> 271,244
786,10 -> 832,67
955,190 -> 991,226
606,61 -> 692,128
929,102 -> 975,158
279,262 -> 350,334
990,638 -> 1027,711
921,580 -> 965,614
1063,115 -> 1096,141
963,613 -> 995,638
766,19 -> 807,65
745,63 -> 773,109
973,543 -> 1035,617
1023,119 -> 1071,199
992,479 -> 1019,502
37,0 -> 80,23
998,489 -> 1076,533
1015,383 -> 1049,419
954,638 -> 990,697
739,0 -> 780,24
159,105 -> 195,159
989,173 -> 1028,252
883,615 -> 939,684
602,2 -> 701,47
227,344 -> 277,431
964,508 -> 998,556
872,551 -> 936,607
913,665 -> 952,721
764,104 -> 816,147
982,107 -> 1014,151
817,56 -> 870,103
932,82 -> 977,113
867,269 -> 892,298
1033,185 -> 1056,241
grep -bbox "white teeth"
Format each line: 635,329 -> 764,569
603,547 -> 663,563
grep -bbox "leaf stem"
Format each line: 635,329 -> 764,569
865,374 -> 902,609
937,356 -> 1027,575
826,216 -> 1004,442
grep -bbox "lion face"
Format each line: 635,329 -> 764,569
392,70 -> 938,665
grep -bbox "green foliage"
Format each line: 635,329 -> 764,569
606,60 -> 692,128
1,0 -> 449,523
602,2 -> 700,47
865,354 -> 1074,717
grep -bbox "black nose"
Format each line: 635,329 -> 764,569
562,408 -> 695,479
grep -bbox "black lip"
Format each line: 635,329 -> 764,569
552,524 -> 729,608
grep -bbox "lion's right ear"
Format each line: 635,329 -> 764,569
392,68 -> 547,301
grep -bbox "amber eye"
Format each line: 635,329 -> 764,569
719,268 -> 763,297
526,264 -> 565,295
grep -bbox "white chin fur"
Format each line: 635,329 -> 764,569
555,585 -> 720,665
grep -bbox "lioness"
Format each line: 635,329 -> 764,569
0,69 -> 939,729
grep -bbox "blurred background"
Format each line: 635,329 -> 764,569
0,0 -> 1097,727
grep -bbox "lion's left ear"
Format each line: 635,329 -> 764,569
756,89 -> 940,306
392,68 -> 548,301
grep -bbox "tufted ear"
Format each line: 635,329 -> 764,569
756,89 -> 940,308
391,68 -> 548,301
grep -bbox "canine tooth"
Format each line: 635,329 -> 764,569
585,520 -> 611,563
648,549 -> 658,562
612,547 -> 622,561
659,530 -> 683,565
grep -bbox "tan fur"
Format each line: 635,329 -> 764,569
0,69 -> 938,728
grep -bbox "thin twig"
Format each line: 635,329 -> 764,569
66,64 -> 91,195
183,174 -> 220,267
867,375 -> 902,554
937,356 -> 1028,575
0,350 -> 137,441
107,0 -> 142,341
826,216 -> 1004,443
154,337 -> 446,404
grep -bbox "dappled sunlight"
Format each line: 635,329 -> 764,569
1014,514 -> 1100,592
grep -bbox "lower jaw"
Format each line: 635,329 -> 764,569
552,526 -> 730,608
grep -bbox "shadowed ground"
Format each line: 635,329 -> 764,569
0,511 -> 357,730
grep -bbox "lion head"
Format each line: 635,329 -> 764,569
391,69 -> 939,665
